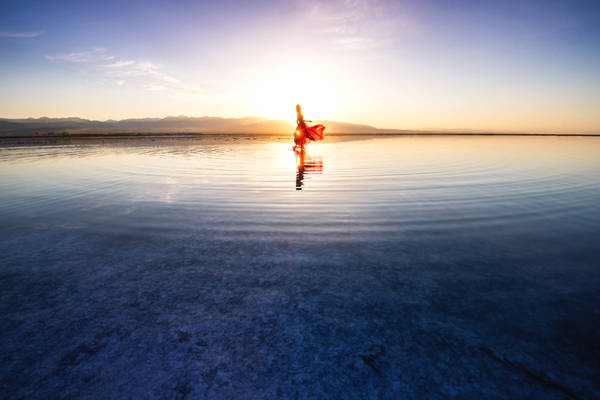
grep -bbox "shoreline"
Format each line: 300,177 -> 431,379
1,131 -> 599,141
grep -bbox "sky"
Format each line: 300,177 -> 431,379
1,0 -> 599,133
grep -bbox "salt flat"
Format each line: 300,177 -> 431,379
1,135 -> 599,399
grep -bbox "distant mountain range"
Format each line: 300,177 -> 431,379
2,116 -> 590,137
0,116 -> 407,137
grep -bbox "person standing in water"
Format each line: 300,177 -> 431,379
294,104 -> 325,148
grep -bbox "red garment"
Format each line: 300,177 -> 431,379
305,124 -> 325,141
294,123 -> 325,146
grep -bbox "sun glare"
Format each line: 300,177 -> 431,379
250,63 -> 340,121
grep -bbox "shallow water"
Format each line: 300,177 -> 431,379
1,135 -> 599,398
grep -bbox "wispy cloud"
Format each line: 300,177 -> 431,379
305,0 -> 404,50
0,30 -> 46,38
46,48 -> 208,96
45,47 -> 114,63
106,60 -> 135,68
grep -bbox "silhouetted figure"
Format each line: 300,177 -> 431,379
294,104 -> 325,149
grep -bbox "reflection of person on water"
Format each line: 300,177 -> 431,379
295,148 -> 323,190
294,104 -> 325,148
295,149 -> 305,190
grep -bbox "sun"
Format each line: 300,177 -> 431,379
249,63 -> 340,121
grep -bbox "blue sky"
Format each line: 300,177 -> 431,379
1,0 -> 599,132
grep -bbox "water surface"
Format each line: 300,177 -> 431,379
1,135 -> 599,398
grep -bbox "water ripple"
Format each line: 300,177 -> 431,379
1,135 -> 599,241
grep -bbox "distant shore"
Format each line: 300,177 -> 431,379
2,116 -> 598,139
1,131 -> 599,141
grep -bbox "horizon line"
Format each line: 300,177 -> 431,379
1,132 -> 599,141
1,114 -> 597,136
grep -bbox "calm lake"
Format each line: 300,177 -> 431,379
1,135 -> 599,398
